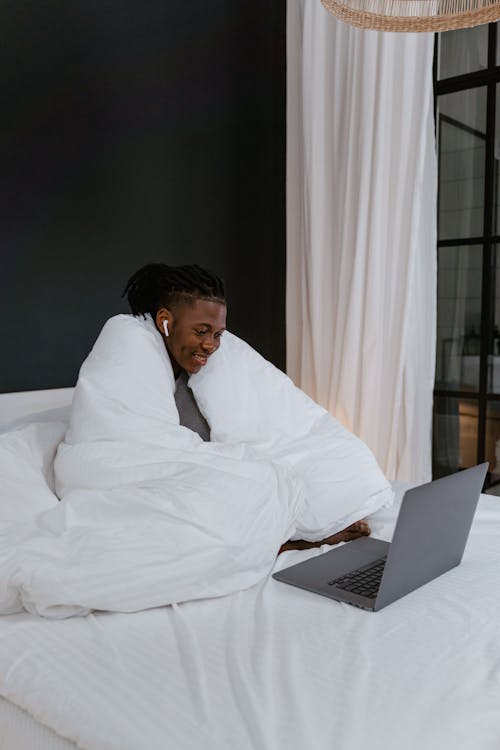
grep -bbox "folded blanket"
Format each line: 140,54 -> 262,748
0,315 -> 393,618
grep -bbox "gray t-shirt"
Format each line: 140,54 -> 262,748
174,371 -> 211,442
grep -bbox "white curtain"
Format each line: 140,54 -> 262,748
287,1 -> 437,483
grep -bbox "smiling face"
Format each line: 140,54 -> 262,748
156,298 -> 227,377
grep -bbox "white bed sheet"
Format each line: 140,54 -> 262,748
0,696 -> 78,750
0,485 -> 499,750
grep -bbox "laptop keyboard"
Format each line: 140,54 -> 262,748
328,556 -> 387,599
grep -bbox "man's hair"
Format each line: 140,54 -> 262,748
122,263 -> 226,318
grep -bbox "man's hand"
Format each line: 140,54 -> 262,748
278,519 -> 371,554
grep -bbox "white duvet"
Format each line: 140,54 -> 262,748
1,490 -> 500,750
0,314 -> 392,618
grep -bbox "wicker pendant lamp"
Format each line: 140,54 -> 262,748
321,0 -> 500,32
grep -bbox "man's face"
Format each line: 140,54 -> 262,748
164,298 -> 227,375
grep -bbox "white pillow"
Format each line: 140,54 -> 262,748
0,410 -> 69,522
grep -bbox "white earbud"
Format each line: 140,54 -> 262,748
163,320 -> 169,337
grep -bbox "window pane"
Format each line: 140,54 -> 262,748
495,85 -> 500,235
484,401 -> 500,495
433,396 -> 478,478
488,245 -> 500,392
438,88 -> 486,240
438,26 -> 488,80
436,245 -> 482,391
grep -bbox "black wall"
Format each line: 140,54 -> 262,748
0,1 -> 286,392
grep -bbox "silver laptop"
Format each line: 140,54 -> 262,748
273,463 -> 488,611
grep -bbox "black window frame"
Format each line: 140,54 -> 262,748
433,23 -> 500,489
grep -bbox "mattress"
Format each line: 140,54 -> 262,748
0,696 -> 77,750
1,391 -> 500,750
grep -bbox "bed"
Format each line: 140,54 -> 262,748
1,388 -> 500,750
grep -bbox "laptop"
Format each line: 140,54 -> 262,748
273,463 -> 488,612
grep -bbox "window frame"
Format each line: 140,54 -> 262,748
433,23 -> 500,488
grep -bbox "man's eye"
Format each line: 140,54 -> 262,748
195,329 -> 208,336
215,331 -> 223,339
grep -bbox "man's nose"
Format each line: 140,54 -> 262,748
202,338 -> 217,352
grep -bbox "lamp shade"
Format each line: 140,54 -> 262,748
321,0 -> 500,32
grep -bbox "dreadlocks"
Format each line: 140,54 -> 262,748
121,263 -> 226,318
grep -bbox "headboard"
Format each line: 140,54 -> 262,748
0,388 -> 74,430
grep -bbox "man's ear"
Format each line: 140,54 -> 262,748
156,308 -> 173,337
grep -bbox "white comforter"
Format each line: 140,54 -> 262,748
1,488 -> 500,750
0,315 -> 392,618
